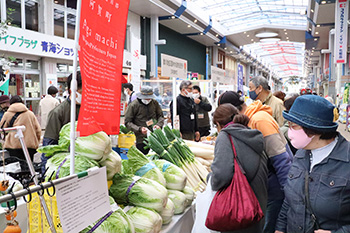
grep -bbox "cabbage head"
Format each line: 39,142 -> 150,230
154,160 -> 187,190
160,198 -> 174,225
109,174 -> 168,213
182,186 -> 195,207
81,208 -> 135,233
167,190 -> 187,214
45,153 -> 99,180
126,207 -> 162,233
99,150 -> 122,180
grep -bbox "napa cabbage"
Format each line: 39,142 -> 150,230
182,186 -> 195,207
167,190 -> 187,214
160,198 -> 175,225
99,150 -> 122,180
154,160 -> 187,190
126,207 -> 162,233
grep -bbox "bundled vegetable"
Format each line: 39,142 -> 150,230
125,146 -> 166,186
81,208 -> 135,233
167,190 -> 187,214
184,140 -> 215,160
126,207 -> 162,233
99,150 -> 122,180
153,160 -> 187,191
182,186 -> 195,207
46,153 -> 99,180
120,125 -> 133,134
109,174 -> 168,212
160,198 -> 175,225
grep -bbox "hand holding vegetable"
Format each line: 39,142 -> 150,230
141,127 -> 148,135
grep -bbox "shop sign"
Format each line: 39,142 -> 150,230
77,0 -> 130,136
211,66 -> 226,83
0,27 -> 75,60
161,54 -> 188,79
335,0 -> 348,64
237,64 -> 244,91
130,34 -> 141,92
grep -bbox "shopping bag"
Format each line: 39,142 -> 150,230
205,135 -> 264,231
191,176 -> 219,233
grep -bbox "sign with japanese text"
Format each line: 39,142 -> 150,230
130,33 -> 141,93
335,0 -> 348,64
237,64 -> 244,91
77,0 -> 130,136
211,66 -> 226,84
0,27 -> 75,60
161,54 -> 188,79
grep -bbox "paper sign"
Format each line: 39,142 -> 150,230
334,0 -> 348,64
56,167 -> 111,233
237,64 -> 244,91
161,54 -> 188,79
77,0 -> 130,136
211,66 -> 226,84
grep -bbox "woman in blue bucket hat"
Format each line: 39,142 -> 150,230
275,95 -> 350,233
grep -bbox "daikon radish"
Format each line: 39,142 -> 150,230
195,157 -> 211,167
184,140 -> 215,151
188,147 -> 214,160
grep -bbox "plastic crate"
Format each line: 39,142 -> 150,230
27,187 -> 63,233
118,134 -> 136,148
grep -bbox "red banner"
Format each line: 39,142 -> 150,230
77,0 -> 130,136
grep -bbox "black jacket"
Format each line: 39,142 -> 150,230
170,95 -> 198,134
194,95 -> 212,128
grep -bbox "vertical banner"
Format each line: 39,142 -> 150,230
77,0 -> 130,136
130,33 -> 141,93
335,0 -> 348,64
237,64 -> 244,92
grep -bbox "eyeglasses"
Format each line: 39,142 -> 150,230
288,121 -> 301,130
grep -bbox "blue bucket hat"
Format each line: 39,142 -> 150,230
283,95 -> 338,132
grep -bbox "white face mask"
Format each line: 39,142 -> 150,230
76,92 -> 82,104
185,90 -> 192,98
192,93 -> 200,99
141,99 -> 151,105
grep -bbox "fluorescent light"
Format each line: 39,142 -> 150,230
321,1 -> 326,4
194,19 -> 197,23
256,32 -> 278,38
317,25 -> 320,27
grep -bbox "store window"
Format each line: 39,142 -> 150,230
5,0 -> 38,31
124,26 -> 130,51
53,0 -> 77,39
56,63 -> 73,99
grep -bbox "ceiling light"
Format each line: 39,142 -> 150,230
251,39 -> 254,41
256,32 -> 278,38
171,16 -> 175,19
311,53 -> 313,55
317,24 -> 320,27
244,31 -> 247,34
230,51 -> 233,53
284,29 -> 287,31
311,9 -> 314,13
314,38 -> 318,41
216,34 -> 219,37
217,44 -> 220,46
54,0 -> 58,3
187,25 -> 191,28
224,47 -> 227,50
260,38 -> 281,42
309,28 -> 312,31
286,37 -> 289,39
247,35 -> 250,37
315,32 -> 319,34
321,1 -> 326,4
194,19 -> 197,23
287,40 -> 290,42
200,32 -> 203,35
312,47 -> 315,49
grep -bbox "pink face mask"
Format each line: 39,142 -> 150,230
288,127 -> 314,149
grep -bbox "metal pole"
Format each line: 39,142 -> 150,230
14,128 -> 56,233
172,77 -> 177,128
70,0 -> 82,175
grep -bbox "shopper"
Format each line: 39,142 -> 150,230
218,91 -> 292,233
273,91 -> 286,102
39,86 -> 60,130
275,95 -> 350,233
124,86 -> 164,154
211,103 -> 268,233
123,83 -> 137,104
192,85 -> 212,138
249,76 -> 285,126
170,80 -> 200,141
41,72 -> 82,173
0,95 -> 41,161
0,95 -> 10,121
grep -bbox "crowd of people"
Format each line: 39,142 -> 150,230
0,72 -> 349,232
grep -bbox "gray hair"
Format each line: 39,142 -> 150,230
250,76 -> 269,90
179,80 -> 192,91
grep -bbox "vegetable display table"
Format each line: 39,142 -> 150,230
161,204 -> 195,233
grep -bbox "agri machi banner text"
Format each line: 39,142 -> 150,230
77,0 -> 130,136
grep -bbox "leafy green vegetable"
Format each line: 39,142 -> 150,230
37,144 -> 68,157
126,207 -> 162,233
154,160 -> 187,191
99,150 -> 122,180
167,190 -> 187,214
109,174 -> 168,213
160,198 -> 174,225
45,153 -> 99,180
126,146 -> 166,186
81,208 -> 135,233
120,125 -> 132,134
182,186 -> 195,207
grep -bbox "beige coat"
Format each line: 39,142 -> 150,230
39,95 -> 60,129
263,92 -> 285,127
0,103 -> 41,149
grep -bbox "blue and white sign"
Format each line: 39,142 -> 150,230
335,0 -> 348,64
237,64 -> 244,92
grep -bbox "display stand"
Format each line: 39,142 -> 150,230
161,204 -> 195,233
0,126 -> 57,232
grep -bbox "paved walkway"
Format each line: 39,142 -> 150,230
337,122 -> 350,141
